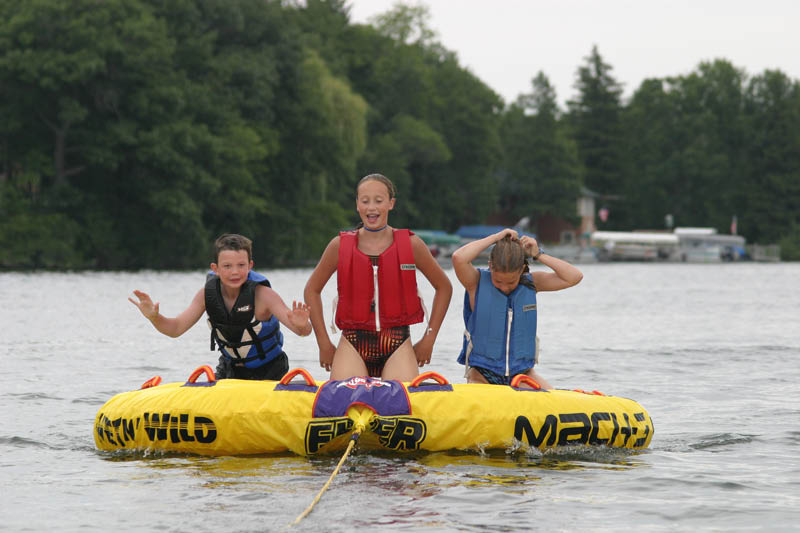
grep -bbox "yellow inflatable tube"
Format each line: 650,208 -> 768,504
94,367 -> 653,456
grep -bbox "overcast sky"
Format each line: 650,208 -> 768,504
347,0 -> 799,107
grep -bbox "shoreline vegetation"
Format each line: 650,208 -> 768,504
1,1 -> 798,270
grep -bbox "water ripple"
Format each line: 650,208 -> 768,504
129,365 -> 172,373
689,432 -> 757,451
72,395 -> 113,405
0,436 -> 54,450
5,392 -> 63,401
4,266 -> 800,532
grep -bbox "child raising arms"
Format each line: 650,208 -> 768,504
452,228 -> 582,389
129,233 -> 311,380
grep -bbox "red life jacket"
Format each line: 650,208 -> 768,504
335,229 -> 424,331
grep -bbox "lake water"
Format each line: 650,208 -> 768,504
1,263 -> 799,532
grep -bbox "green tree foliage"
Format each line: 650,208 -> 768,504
352,2 -> 502,231
619,78 -> 676,229
622,59 -> 799,247
740,70 -> 800,243
2,1 -> 799,267
425,54 -> 503,230
368,1 -> 437,46
567,46 -> 625,199
267,47 -> 368,262
664,60 -> 747,230
1,0 -> 180,267
0,0 -> 369,267
621,63 -> 746,231
500,72 -> 581,228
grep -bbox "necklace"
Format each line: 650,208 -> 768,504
363,225 -> 387,232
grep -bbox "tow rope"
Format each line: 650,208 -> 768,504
290,423 -> 365,526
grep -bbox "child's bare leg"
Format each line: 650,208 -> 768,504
466,367 -> 489,384
381,339 -> 418,382
525,368 -> 552,390
330,336 -> 369,380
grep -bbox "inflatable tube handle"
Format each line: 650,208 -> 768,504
409,371 -> 450,387
573,389 -> 605,396
141,376 -> 162,389
186,365 -> 216,384
510,374 -> 541,390
279,368 -> 316,386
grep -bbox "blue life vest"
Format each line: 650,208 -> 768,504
205,271 -> 284,368
457,269 -> 537,376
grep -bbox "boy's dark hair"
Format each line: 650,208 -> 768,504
214,234 -> 253,262
490,235 -> 535,290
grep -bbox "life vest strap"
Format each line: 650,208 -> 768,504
211,319 -> 280,362
329,295 -> 339,334
463,329 -> 473,378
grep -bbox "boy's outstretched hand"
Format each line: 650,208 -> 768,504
129,290 -> 159,322
288,301 -> 312,336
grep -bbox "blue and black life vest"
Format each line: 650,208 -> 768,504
205,271 -> 284,368
457,269 -> 537,377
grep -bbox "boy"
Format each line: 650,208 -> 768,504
129,234 -> 311,380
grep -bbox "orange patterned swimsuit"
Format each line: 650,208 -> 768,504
342,326 -> 411,377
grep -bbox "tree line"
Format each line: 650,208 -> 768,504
1,0 -> 798,269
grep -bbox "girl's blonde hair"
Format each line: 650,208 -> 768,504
356,173 -> 396,199
490,235 -> 535,290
